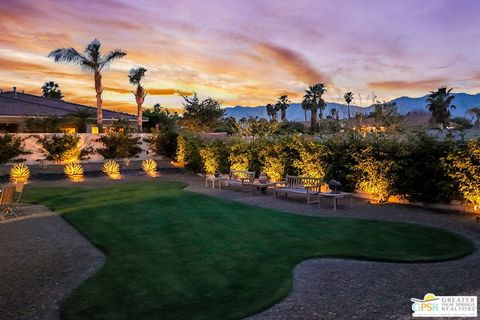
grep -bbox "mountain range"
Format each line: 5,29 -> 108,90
224,93 -> 480,122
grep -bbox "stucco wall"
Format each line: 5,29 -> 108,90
10,133 -> 154,165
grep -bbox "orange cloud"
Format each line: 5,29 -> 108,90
254,42 -> 329,84
368,79 -> 447,91
105,87 -> 193,96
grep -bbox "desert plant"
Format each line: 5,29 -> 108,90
10,163 -> 30,183
64,163 -> 85,182
102,160 -> 121,179
49,39 -> 126,131
142,159 -> 158,177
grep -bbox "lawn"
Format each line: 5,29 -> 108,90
24,181 -> 474,320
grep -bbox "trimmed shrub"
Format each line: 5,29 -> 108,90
0,134 -> 30,165
97,131 -> 142,160
37,134 -> 92,163
443,139 -> 480,209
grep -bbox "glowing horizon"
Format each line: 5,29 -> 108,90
1,0 -> 480,113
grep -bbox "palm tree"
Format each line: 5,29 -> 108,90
68,108 -> 96,133
129,67 -> 147,132
344,92 -> 354,120
265,103 -> 277,121
301,101 -> 308,121
48,39 -> 126,132
302,83 -> 327,131
42,81 -> 64,99
275,94 -> 290,121
467,107 -> 480,127
426,87 -> 456,129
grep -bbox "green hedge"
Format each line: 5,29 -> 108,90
177,132 -> 480,206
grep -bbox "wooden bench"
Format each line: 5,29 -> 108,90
274,175 -> 323,204
221,170 -> 255,189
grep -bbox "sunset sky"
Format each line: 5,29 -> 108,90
1,0 -> 480,113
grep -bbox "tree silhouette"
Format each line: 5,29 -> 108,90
275,94 -> 290,121
266,103 -> 278,121
467,107 -> 480,127
129,67 -> 147,132
302,83 -> 327,131
344,92 -> 354,120
41,81 -> 63,99
49,39 -> 126,132
426,87 -> 456,129
68,108 -> 95,133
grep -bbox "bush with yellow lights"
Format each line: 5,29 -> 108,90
102,160 -> 121,179
10,163 -> 30,184
176,132 -> 479,208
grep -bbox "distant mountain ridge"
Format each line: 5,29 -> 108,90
224,93 -> 480,121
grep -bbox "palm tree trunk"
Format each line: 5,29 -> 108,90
281,109 -> 286,121
347,103 -> 351,120
304,109 -> 307,122
137,103 -> 143,132
310,107 -> 317,131
94,71 -> 103,132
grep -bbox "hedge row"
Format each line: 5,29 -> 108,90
176,132 -> 480,207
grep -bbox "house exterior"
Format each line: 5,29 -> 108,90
0,88 -> 143,133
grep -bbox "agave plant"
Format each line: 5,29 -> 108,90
102,160 -> 121,179
10,163 -> 30,183
142,159 -> 158,177
64,163 -> 85,182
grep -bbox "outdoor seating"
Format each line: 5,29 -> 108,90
221,170 -> 255,189
0,185 -> 17,221
274,175 -> 323,204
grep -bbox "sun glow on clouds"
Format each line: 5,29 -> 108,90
1,0 -> 480,112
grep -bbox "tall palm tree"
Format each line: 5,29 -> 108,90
467,107 -> 480,127
265,103 -> 277,121
275,94 -> 290,121
301,101 -> 308,121
68,108 -> 96,133
426,87 -> 456,129
302,83 -> 327,131
344,92 -> 354,120
48,39 -> 126,132
42,81 -> 64,99
129,67 -> 147,132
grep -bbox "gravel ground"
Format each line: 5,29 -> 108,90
2,173 -> 479,320
0,206 -> 105,320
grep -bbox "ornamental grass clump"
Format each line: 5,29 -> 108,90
10,163 -> 30,184
142,159 -> 158,177
64,163 -> 85,182
102,160 -> 121,180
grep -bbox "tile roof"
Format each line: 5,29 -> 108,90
0,91 -> 138,121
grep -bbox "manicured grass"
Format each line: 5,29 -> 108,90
24,181 -> 473,320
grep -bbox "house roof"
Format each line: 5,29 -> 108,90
0,91 -> 141,121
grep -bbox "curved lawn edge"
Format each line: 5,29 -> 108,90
22,181 -> 476,320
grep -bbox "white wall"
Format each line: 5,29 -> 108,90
11,133 -> 154,165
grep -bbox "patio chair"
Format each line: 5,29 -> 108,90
0,185 -> 17,221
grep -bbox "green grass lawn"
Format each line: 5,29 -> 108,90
24,181 -> 474,320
